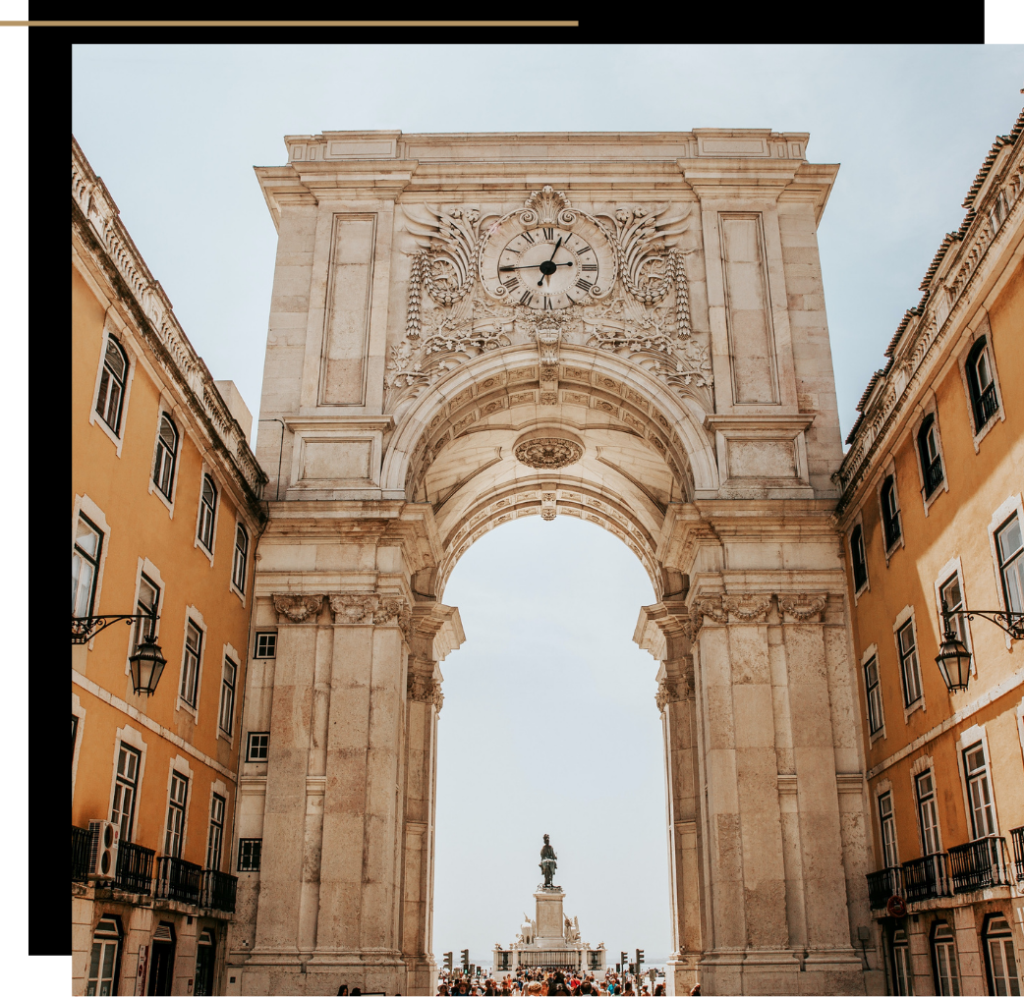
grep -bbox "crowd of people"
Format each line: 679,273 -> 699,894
432,966 -> 700,996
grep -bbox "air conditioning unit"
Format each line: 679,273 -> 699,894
88,819 -> 120,880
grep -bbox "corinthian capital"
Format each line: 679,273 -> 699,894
779,593 -> 828,623
407,656 -> 444,711
722,593 -> 773,624
273,594 -> 323,624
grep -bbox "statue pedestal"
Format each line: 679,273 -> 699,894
532,887 -> 566,948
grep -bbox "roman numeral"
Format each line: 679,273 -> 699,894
543,296 -> 553,310
521,231 -> 535,244
543,227 -> 555,241
575,278 -> 594,292
581,263 -> 598,271
519,290 -> 533,306
503,276 -> 520,291
577,244 -> 592,255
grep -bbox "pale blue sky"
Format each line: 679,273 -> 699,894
71,43 -> 1023,969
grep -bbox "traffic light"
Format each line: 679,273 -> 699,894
636,948 -> 644,972
443,952 -> 452,973
461,949 -> 469,972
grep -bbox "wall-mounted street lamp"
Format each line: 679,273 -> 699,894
935,602 -> 1024,693
71,608 -> 168,695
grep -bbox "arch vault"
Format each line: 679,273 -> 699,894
229,130 -> 881,996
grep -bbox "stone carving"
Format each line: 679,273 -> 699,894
564,915 -> 581,944
407,657 -> 444,711
329,594 -> 411,631
514,437 -> 583,469
389,191 -> 708,413
273,594 -> 323,624
692,597 -> 727,631
779,593 -> 828,623
539,833 -> 558,888
723,594 -> 773,623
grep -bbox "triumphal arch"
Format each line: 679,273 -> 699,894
230,130 -> 879,996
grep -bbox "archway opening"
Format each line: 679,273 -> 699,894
433,514 -> 672,982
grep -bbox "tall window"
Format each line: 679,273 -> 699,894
197,475 -> 217,551
132,574 -> 160,654
939,573 -> 968,644
85,916 -> 122,997
165,771 -> 189,858
206,794 -> 225,871
110,744 -> 141,843
864,656 -> 883,734
851,524 -> 868,592
881,476 -> 902,549
897,619 -> 923,707
892,928 -> 913,996
985,915 -> 1021,996
95,336 -> 128,434
218,658 -> 236,735
72,715 -> 79,763
232,523 -> 248,593
879,791 -> 898,868
72,515 -> 103,617
180,621 -> 202,708
916,770 -> 940,855
966,337 -> 999,431
917,415 -> 944,497
932,921 -> 962,996
996,514 -> 1024,616
153,414 -> 179,500
964,742 -> 997,838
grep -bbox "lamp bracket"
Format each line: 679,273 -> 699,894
942,607 -> 1024,642
71,611 -> 159,645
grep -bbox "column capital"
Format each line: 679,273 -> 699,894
328,594 -> 412,635
407,654 -> 444,712
272,593 -> 324,623
656,657 -> 694,711
778,592 -> 828,623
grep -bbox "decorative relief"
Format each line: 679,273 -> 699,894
692,597 -> 727,632
388,190 -> 710,413
779,593 -> 828,623
407,657 -> 444,711
723,594 -> 773,623
514,437 -> 584,469
329,594 -> 411,633
273,594 -> 324,624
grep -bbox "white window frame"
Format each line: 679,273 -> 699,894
955,723 -> 1001,840
861,643 -> 886,743
933,555 -> 976,678
72,693 -> 86,802
86,915 -> 123,997
177,606 -> 207,720
194,467 -> 219,564
931,920 -> 962,996
876,460 -> 905,561
106,725 -> 148,846
216,644 -> 240,743
983,914 -> 1022,997
892,605 -> 926,721
987,494 -> 1024,650
163,755 -> 194,860
957,319 -> 1005,452
910,754 -> 943,856
88,319 -> 136,456
253,631 -> 277,659
206,779 -> 228,873
125,557 -> 166,678
71,495 -> 111,651
848,510 -> 870,602
148,403 -> 181,517
875,778 -> 899,869
230,515 -> 248,605
913,395 -> 950,515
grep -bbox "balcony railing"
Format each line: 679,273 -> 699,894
155,855 -> 202,906
948,835 -> 1012,893
115,842 -> 155,895
976,382 -> 999,426
1010,826 -> 1024,882
866,867 -> 903,909
72,825 -> 92,882
200,868 -> 238,913
902,853 -> 951,902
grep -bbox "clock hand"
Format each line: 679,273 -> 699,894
498,262 -> 575,271
537,237 -> 564,285
547,237 -> 562,263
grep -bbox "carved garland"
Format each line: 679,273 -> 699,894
273,594 -> 323,623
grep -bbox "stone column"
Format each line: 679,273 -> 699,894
304,592 -> 412,996
401,603 -> 464,996
641,599 -> 704,996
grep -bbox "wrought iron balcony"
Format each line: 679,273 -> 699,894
154,855 -> 202,906
72,825 -> 92,882
976,382 -> 999,426
866,866 -> 903,909
1010,826 -> 1024,882
200,868 -> 238,912
948,835 -> 1011,893
115,841 -> 155,895
902,853 -> 951,902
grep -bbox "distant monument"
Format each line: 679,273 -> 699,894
493,837 -> 605,977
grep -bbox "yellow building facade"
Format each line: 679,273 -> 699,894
72,137 -> 267,996
836,108 -> 1024,994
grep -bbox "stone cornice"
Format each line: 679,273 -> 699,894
835,115 -> 1024,520
72,137 -> 268,512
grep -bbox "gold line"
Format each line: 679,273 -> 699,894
2,20 -> 578,26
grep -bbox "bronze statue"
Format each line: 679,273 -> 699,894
539,833 -> 558,888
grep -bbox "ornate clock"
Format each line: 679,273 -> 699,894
479,209 -> 616,311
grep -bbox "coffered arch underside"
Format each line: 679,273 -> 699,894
381,344 -> 718,600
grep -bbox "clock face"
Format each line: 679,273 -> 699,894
480,216 -> 615,311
